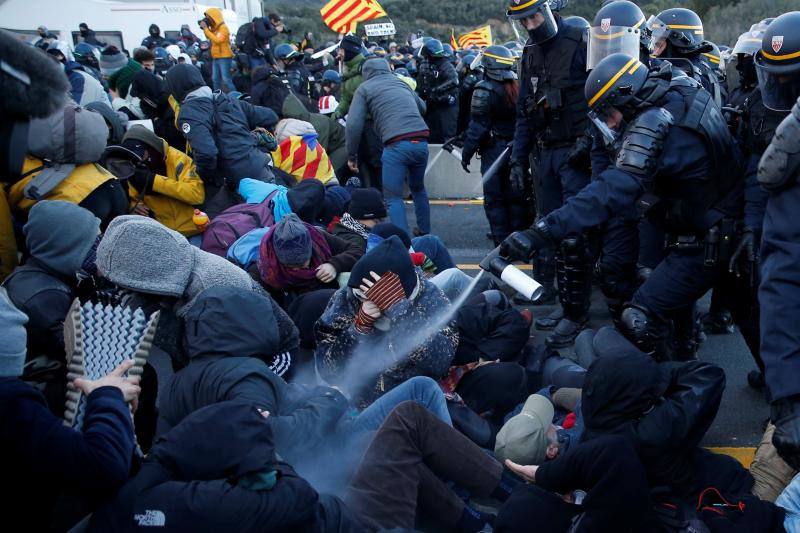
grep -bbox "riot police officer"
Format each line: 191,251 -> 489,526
417,38 -> 459,143
501,52 -> 750,363
507,0 -> 592,346
753,11 -> 800,469
462,46 -> 532,246
274,43 -> 317,109
456,52 -> 479,135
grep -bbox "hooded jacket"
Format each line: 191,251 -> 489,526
3,201 -> 100,360
8,159 -> 115,214
203,8 -> 233,59
129,70 -> 184,149
90,401 -> 357,532
141,24 -> 167,50
166,64 -> 278,187
64,61 -> 109,108
157,286 -> 349,463
122,127 -> 205,236
346,59 -> 428,160
333,53 -> 365,120
250,65 -> 290,115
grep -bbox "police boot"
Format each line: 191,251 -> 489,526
546,317 -> 588,349
546,236 -> 591,348
535,307 -> 563,330
620,304 -> 670,361
700,309 -> 735,335
771,395 -> 800,471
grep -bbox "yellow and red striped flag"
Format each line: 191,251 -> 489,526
458,25 -> 492,49
320,0 -> 387,35
450,29 -> 459,51
271,134 -> 335,184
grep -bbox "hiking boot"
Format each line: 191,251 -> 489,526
535,307 -> 563,330
700,310 -> 735,335
545,317 -> 587,349
64,298 -> 160,431
748,369 -> 766,389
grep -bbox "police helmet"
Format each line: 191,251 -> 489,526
442,43 -> 454,58
74,42 -> 99,66
733,28 -> 764,57
474,45 -> 518,82
458,53 -> 477,73
322,69 -> 341,84
275,43 -> 300,61
585,53 -> 649,145
587,1 -> 646,70
506,0 -> 558,46
754,11 -> 800,111
648,8 -> 709,56
372,46 -> 387,57
421,38 -> 446,58
563,16 -> 590,32
701,42 -> 724,74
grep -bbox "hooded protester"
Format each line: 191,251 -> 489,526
33,25 -> 57,51
100,47 -> 142,100
581,329 -> 753,500
317,185 -> 351,227
73,42 -> 104,82
90,401 -> 360,532
46,41 -> 109,108
333,34 -> 367,120
165,63 -> 279,191
249,64 -> 291,115
129,70 -> 184,149
200,7 -> 235,92
85,100 -> 128,145
0,287 -> 139,532
330,187 -> 387,250
316,235 -> 458,407
179,24 -> 200,47
257,213 -> 363,296
141,23 -> 167,50
78,22 -> 105,47
95,215 -> 299,369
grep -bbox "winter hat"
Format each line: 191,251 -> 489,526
341,34 -> 363,61
24,201 -> 101,277
494,394 -> 555,466
318,185 -> 351,226
0,288 -> 28,378
96,215 -> 195,297
46,40 -> 75,63
274,118 -> 316,143
349,187 -> 387,220
122,124 -> 165,158
287,178 -> 325,222
349,235 -> 417,297
370,222 -> 412,249
166,44 -> 181,61
271,213 -> 312,266
318,95 -> 339,115
99,45 -> 128,77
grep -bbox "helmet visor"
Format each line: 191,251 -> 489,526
587,26 -> 641,70
588,106 -> 624,148
509,2 -> 557,45
647,15 -> 703,52
732,31 -> 764,56
756,62 -> 800,111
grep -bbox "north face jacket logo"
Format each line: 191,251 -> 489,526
134,510 -> 166,527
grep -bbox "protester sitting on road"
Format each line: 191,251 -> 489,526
369,221 -> 456,274
329,187 -> 387,250
315,235 -> 458,407
317,185 -> 352,228
129,69 -> 185,150
46,41 -> 109,108
0,288 -> 139,532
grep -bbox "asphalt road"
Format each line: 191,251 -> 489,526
419,201 -> 766,448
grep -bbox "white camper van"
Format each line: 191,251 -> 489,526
0,0 -> 261,51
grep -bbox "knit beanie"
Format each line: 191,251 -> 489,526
272,213 -> 312,266
348,187 -> 386,220
349,235 -> 417,297
100,45 -> 128,77
341,35 -> 363,62
318,185 -> 351,225
286,178 -> 325,222
108,59 -> 143,98
0,287 -> 28,378
370,222 -> 412,249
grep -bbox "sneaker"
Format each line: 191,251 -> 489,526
545,317 -> 587,349
535,307 -> 563,330
64,298 -> 160,431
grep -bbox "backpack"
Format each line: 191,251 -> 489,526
200,190 -> 280,257
235,21 -> 253,50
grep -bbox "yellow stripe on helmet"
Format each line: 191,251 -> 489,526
761,48 -> 800,61
591,29 -> 629,40
588,56 -> 639,108
702,52 -> 720,63
508,0 -> 541,12
483,52 -> 516,64
666,24 -> 703,30
632,16 -> 645,29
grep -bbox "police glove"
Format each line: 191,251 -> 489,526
728,227 -> 758,277
566,133 -> 592,173
509,160 -> 530,196
771,395 -> 800,470
499,221 -> 553,262
129,166 -> 155,194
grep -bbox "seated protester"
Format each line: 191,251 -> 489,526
271,133 -> 336,185
90,402 -> 361,532
581,328 -> 753,500
315,236 -> 458,407
287,288 -> 337,379
113,125 -> 205,237
370,221 -> 456,274
256,213 -> 363,299
281,91 -> 349,176
85,100 -> 128,145
6,101 -> 128,229
165,63 -> 279,191
317,185 -> 351,228
158,286 -> 451,492
3,201 -> 100,410
329,187 -> 387,252
99,46 -> 145,119
0,288 -> 139,531
95,215 -> 299,371
130,69 -> 185,150
46,41 -> 109,108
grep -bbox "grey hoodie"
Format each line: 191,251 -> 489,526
346,58 -> 428,159
24,200 -> 100,277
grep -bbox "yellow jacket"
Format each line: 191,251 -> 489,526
129,140 -> 205,236
0,188 -> 17,281
8,157 -> 115,213
203,8 -> 233,59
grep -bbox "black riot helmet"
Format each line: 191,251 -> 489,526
473,45 -> 518,81
587,1 -> 647,71
648,8 -> 710,57
754,11 -> 800,111
421,38 -> 446,58
563,16 -> 590,32
507,0 -> 558,46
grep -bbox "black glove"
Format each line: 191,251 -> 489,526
728,227 -> 758,277
509,160 -> 530,196
499,221 -> 553,262
772,395 -> 800,470
129,166 -> 155,194
566,133 -> 592,172
461,158 -> 470,173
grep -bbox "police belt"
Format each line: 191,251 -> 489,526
537,138 -> 573,150
666,217 -> 737,268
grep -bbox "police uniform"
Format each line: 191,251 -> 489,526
418,56 -> 459,143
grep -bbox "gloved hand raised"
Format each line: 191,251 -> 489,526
499,222 -> 553,262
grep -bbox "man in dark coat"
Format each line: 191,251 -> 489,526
141,24 -> 167,50
78,22 -> 105,47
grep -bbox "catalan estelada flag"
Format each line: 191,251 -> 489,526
271,134 -> 335,184
321,0 -> 387,34
458,25 -> 492,49
450,29 -> 459,51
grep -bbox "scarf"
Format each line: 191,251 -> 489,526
258,222 -> 332,291
340,212 -> 369,240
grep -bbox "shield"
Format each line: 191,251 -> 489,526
772,36 -> 784,53
600,18 -> 611,32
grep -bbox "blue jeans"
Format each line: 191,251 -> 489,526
346,376 -> 451,434
212,57 -> 234,92
381,140 -> 430,235
412,234 -> 455,273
